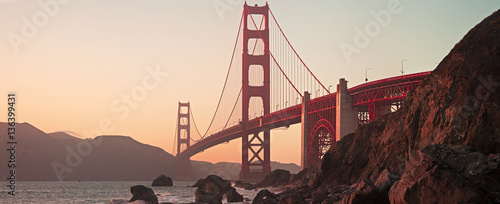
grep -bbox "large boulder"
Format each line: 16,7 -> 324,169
338,179 -> 380,204
151,174 -> 173,186
389,145 -> 500,203
195,188 -> 222,204
252,189 -> 279,204
289,160 -> 322,187
195,175 -> 245,203
225,187 -> 244,202
129,185 -> 159,204
195,175 -> 233,196
255,169 -> 291,188
192,178 -> 204,187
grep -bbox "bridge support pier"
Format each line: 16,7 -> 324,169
336,78 -> 358,141
240,129 -> 271,181
176,157 -> 193,181
301,92 -> 311,169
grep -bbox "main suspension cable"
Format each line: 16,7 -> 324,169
269,8 -> 330,94
201,10 -> 244,138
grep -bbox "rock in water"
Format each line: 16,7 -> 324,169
255,169 -> 291,188
252,189 -> 279,204
129,185 -> 159,204
195,175 -> 232,196
195,188 -> 222,204
192,178 -> 204,187
225,187 -> 244,202
151,174 -> 173,186
194,174 -> 245,203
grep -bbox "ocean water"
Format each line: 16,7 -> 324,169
0,181 -> 278,204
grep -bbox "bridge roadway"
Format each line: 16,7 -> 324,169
177,71 -> 431,160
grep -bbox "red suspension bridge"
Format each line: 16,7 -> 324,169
173,3 -> 430,181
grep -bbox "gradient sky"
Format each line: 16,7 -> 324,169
1,0 -> 499,165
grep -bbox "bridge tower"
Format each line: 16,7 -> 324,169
240,2 -> 271,180
176,102 -> 193,180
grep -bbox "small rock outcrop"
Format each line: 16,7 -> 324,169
151,174 -> 173,186
195,188 -> 222,204
192,178 -> 204,187
129,185 -> 159,204
289,160 -> 322,187
195,175 -> 233,196
252,189 -> 279,204
226,187 -> 244,202
255,169 -> 291,188
194,175 -> 244,203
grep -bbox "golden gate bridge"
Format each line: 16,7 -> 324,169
173,3 -> 430,181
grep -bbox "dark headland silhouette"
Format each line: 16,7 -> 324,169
0,122 -> 299,181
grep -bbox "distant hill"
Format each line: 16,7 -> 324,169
0,122 -> 300,181
0,123 -> 176,181
47,131 -> 83,142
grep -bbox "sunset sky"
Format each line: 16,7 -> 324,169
1,0 -> 499,165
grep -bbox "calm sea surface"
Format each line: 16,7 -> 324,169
0,181 -> 269,204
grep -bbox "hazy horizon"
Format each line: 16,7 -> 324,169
1,0 -> 499,165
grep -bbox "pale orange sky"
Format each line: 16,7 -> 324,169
0,1 -> 499,165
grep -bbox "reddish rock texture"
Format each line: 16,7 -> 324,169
389,145 -> 500,203
255,169 -> 291,188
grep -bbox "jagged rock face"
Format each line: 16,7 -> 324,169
255,169 -> 291,188
319,9 -> 500,188
389,145 -> 500,203
226,187 -> 244,202
290,160 -> 322,187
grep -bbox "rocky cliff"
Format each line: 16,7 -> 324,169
278,9 -> 500,204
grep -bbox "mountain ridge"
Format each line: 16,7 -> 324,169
0,122 -> 300,181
